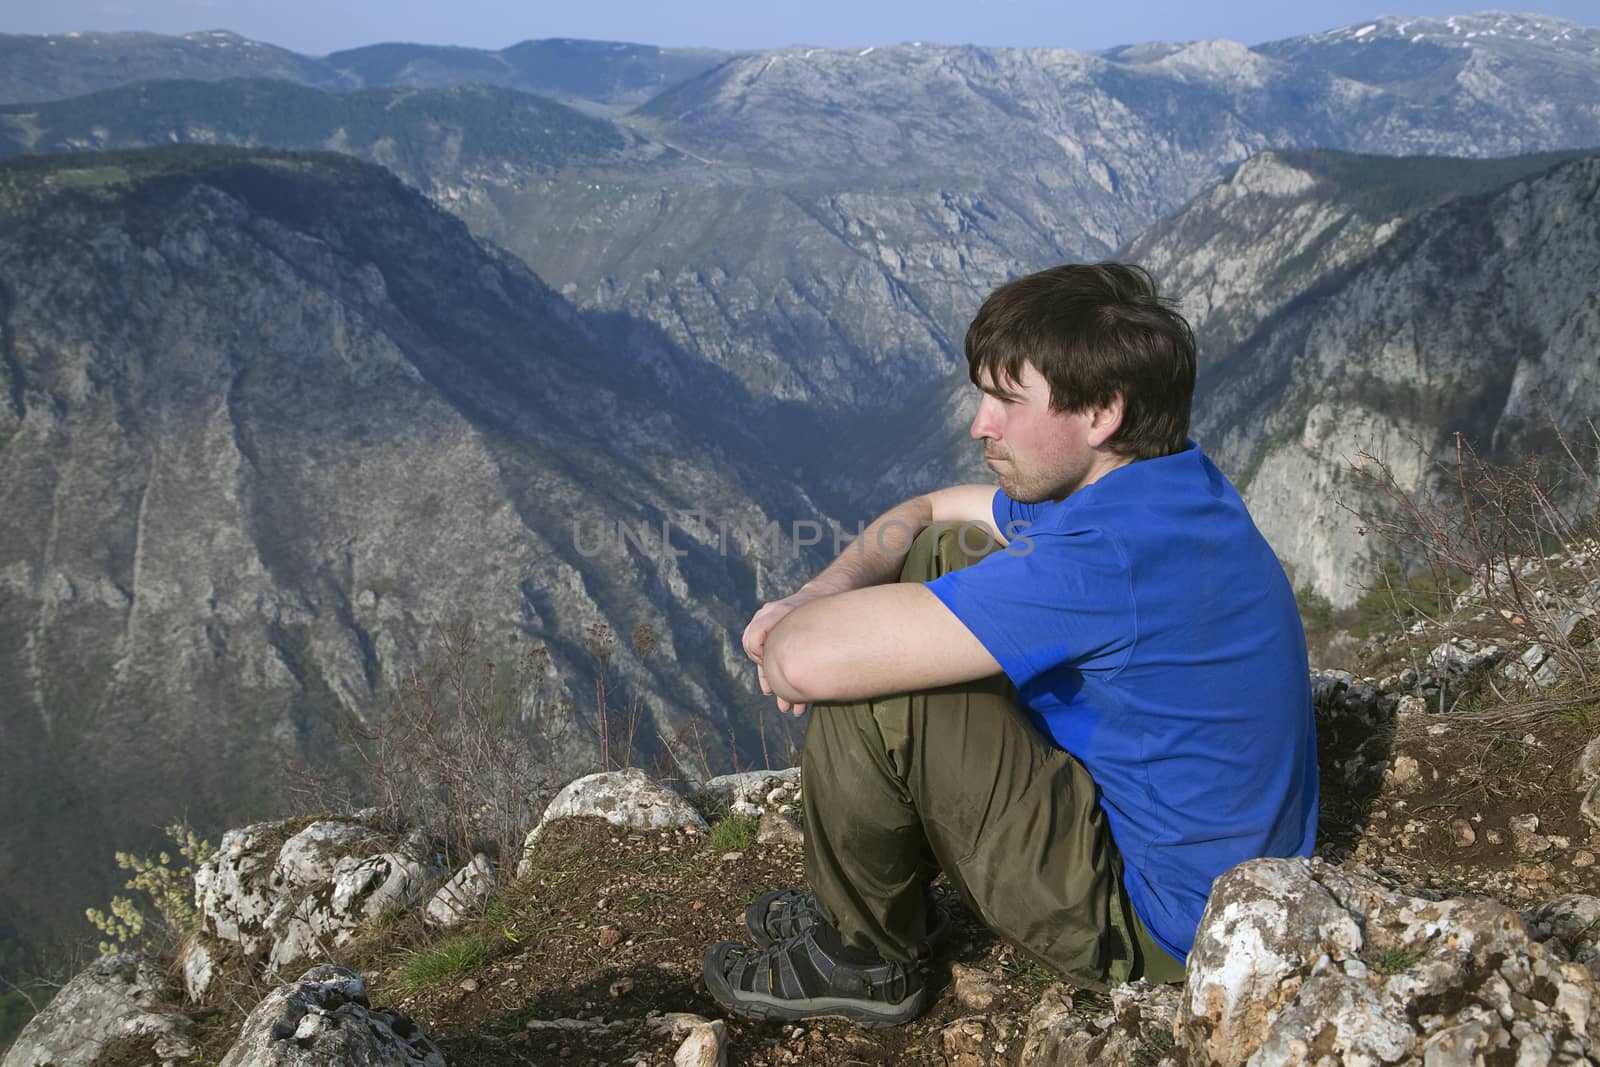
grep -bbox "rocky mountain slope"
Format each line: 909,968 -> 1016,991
1186,150 -> 1600,605
1125,146 -> 1597,372
0,146 -> 822,975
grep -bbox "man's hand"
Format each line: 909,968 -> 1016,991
742,591 -> 822,716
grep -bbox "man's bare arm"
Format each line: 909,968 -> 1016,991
742,484 -> 1004,712
796,484 -> 1004,597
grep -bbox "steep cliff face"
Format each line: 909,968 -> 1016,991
0,147 -> 821,962
1126,147 -> 1596,369
1187,154 -> 1600,603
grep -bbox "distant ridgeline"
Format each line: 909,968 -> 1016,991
0,12 -> 1598,982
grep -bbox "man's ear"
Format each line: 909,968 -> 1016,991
1086,394 -> 1125,448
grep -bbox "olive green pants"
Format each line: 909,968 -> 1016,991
800,523 -> 1185,988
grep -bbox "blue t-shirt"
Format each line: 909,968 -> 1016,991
925,442 -> 1317,959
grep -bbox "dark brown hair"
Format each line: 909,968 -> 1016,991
964,262 -> 1196,460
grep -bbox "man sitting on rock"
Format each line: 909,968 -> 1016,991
703,262 -> 1318,1027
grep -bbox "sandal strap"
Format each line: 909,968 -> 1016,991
723,926 -> 921,1004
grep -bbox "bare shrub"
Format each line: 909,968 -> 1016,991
583,622 -> 661,771
1349,422 -> 1600,694
344,618 -> 565,867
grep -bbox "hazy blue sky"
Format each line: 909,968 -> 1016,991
5,1 -> 1598,55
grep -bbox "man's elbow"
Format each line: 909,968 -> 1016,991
763,630 -> 827,704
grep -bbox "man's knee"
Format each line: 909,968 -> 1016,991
898,522 -> 1003,583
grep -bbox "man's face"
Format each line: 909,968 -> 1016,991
970,363 -> 1105,503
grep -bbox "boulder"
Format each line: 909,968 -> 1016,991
1177,857 -> 1599,1065
425,854 -> 497,926
1,953 -> 193,1067
1425,638 -> 1502,684
217,965 -> 443,1066
1502,642 -> 1563,689
193,816 -> 441,979
518,769 -> 707,877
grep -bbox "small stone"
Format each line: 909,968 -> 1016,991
673,1020 -> 727,1067
597,926 -> 624,950
757,812 -> 804,847
720,851 -> 742,863
951,963 -> 1001,1012
941,1018 -> 987,1057
609,976 -> 635,998
1392,755 -> 1421,786
1575,851 -> 1597,868
1486,829 -> 1505,845
1451,819 -> 1477,847
459,977 -> 479,993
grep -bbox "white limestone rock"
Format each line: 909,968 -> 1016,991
1571,736 -> 1600,788
192,815 -> 442,979
425,854 -> 497,926
517,769 -> 708,877
1176,857 -> 1600,1065
270,820 -> 382,894
267,852 -> 437,974
217,965 -> 443,1067
1502,642 -> 1563,689
179,936 -> 217,1003
1,953 -> 193,1067
195,818 -> 301,956
672,1019 -> 727,1067
690,768 -> 802,818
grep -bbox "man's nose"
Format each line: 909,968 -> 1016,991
970,396 -> 998,440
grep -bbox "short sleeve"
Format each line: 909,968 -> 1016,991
992,489 -> 1042,542
925,527 -> 1136,689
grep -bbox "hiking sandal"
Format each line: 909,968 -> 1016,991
703,924 -> 928,1028
745,887 -> 954,951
